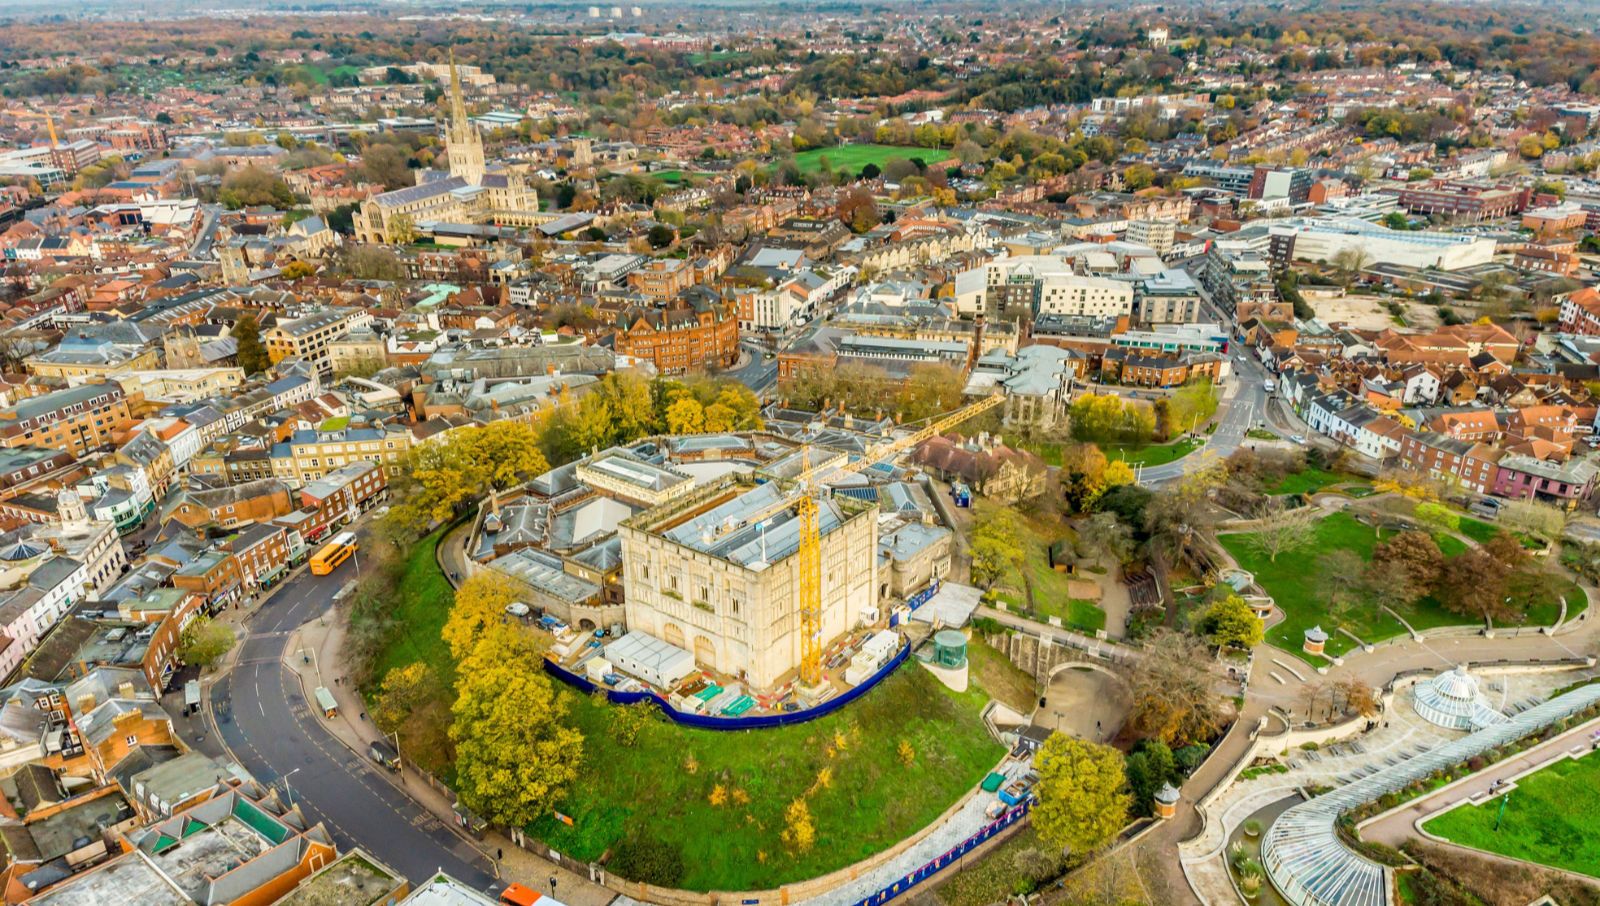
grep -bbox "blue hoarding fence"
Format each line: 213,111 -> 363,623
906,579 -> 940,612
542,638 -> 911,731
848,799 -> 1033,906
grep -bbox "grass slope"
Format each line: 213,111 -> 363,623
1269,468 -> 1351,496
791,143 -> 952,174
371,527 -> 458,687
531,664 -> 1003,890
1101,437 -> 1204,467
1422,750 -> 1600,877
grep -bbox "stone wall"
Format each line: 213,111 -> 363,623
987,630 -> 1102,685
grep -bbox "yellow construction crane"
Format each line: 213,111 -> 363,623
730,393 -> 1006,688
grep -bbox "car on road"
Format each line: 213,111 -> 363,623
1289,434 -> 1306,444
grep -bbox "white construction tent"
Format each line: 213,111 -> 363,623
604,632 -> 696,690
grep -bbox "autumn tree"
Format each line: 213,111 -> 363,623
1032,733 -> 1131,855
970,507 -> 1025,588
372,662 -> 440,731
450,631 -> 583,829
1070,394 -> 1156,445
1195,594 -> 1264,650
178,616 -> 235,668
665,396 -> 705,434
781,796 -> 817,852
1436,549 -> 1515,622
1246,499 -> 1319,563
442,572 -> 526,662
1413,502 -> 1460,536
233,315 -> 270,375
1372,530 -> 1445,591
1127,630 -> 1228,746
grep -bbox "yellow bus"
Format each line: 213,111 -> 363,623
309,531 -> 358,576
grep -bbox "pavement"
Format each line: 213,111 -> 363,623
201,530 -> 616,904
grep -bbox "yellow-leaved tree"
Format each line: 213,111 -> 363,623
450,630 -> 583,829
441,573 -> 527,662
1031,733 -> 1130,856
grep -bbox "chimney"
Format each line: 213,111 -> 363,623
118,682 -> 136,700
76,693 -> 95,714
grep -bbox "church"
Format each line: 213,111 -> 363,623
353,55 -> 541,244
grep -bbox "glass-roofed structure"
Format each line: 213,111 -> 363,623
1262,681 -> 1600,906
1411,665 -> 1504,731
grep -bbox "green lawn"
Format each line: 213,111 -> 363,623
791,143 -> 952,175
530,664 -> 1004,890
1102,436 -> 1205,467
1423,750 -> 1600,878
1269,468 -> 1351,497
979,503 -> 1108,634
1219,512 -> 1577,663
371,527 -> 459,687
1457,516 -> 1504,545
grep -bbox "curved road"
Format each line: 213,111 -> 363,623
208,561 -> 499,892
1138,356 -> 1269,485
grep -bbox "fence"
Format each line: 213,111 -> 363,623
542,640 -> 912,731
848,799 -> 1033,906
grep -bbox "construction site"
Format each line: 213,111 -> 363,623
463,395 -> 1001,718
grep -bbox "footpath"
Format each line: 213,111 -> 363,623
286,596 -> 618,905
200,545 -> 618,906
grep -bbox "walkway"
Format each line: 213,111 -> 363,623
295,583 -> 617,905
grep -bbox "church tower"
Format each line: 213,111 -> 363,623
444,51 -> 486,185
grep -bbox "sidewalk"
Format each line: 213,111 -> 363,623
289,612 -> 617,906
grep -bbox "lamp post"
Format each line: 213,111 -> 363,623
280,767 -> 301,807
1494,790 -> 1510,831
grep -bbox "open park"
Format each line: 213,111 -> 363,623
1218,498 -> 1583,665
790,143 -> 952,174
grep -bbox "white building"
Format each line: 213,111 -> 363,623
1269,217 -> 1496,272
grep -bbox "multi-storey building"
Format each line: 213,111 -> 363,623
618,478 -> 879,690
611,297 -> 739,375
1391,180 -> 1529,222
0,383 -> 131,459
264,309 -> 373,380
275,418 -> 415,487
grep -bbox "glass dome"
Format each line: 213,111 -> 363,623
1412,665 -> 1504,731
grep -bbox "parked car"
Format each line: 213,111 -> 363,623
1290,434 -> 1306,444
505,602 -> 531,618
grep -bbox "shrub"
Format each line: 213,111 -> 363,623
607,836 -> 686,886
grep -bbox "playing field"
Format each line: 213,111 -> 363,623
1422,750 -> 1600,877
791,143 -> 952,174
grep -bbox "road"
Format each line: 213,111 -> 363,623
187,204 -> 221,261
724,339 -> 778,397
208,558 -> 500,893
1138,358 -> 1268,485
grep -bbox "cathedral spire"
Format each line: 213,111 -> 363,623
442,48 -> 486,184
448,49 -> 469,140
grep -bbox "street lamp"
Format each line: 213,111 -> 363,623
280,767 -> 301,807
